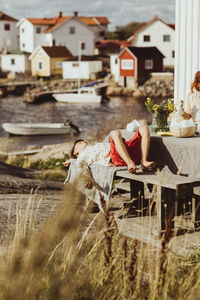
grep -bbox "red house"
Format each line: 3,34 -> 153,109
119,47 -> 165,86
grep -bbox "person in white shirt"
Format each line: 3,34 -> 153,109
64,124 -> 156,174
181,71 -> 200,128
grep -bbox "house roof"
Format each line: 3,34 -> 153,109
96,40 -> 131,50
123,47 -> 165,59
168,24 -> 175,30
27,17 -> 56,25
26,15 -> 109,33
0,11 -> 18,22
42,46 -> 72,58
79,16 -> 109,26
128,16 -> 175,45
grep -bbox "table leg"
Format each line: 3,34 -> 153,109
156,186 -> 176,236
130,180 -> 145,217
192,195 -> 200,226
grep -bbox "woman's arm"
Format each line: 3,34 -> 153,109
180,95 -> 192,120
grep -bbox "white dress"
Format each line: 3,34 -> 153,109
76,142 -> 111,170
187,88 -> 200,123
74,142 -> 111,213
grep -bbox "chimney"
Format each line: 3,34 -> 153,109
73,11 -> 78,17
58,11 -> 63,18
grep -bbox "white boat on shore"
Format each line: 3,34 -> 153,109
53,86 -> 102,104
2,122 -> 76,136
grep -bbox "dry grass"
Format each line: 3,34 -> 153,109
0,183 -> 200,300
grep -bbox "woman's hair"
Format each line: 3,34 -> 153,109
191,71 -> 200,92
71,139 -> 84,159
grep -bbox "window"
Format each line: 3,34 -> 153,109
144,35 -> 150,42
38,62 -> 43,70
53,39 -> 56,46
56,61 -> 62,68
145,59 -> 153,70
69,26 -> 75,34
81,42 -> 85,50
100,31 -> 105,37
80,90 -> 91,94
163,35 -> 170,42
36,27 -> 41,33
11,58 -> 15,65
22,28 -> 25,33
4,24 -> 10,31
115,58 -> 118,64
22,43 -> 25,48
72,63 -> 79,67
121,59 -> 133,70
172,50 -> 175,58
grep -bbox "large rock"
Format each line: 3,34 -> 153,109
132,90 -> 142,98
107,86 -> 125,96
0,162 -> 64,194
122,88 -> 134,96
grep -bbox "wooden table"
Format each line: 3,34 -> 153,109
117,130 -> 200,179
106,130 -> 200,237
115,170 -> 200,236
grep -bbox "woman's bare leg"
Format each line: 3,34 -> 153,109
139,125 -> 156,170
110,130 -> 136,173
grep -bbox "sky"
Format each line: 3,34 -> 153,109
3,0 -> 175,30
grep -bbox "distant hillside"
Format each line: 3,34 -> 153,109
108,21 -> 145,40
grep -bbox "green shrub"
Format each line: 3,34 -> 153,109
7,155 -> 27,167
37,170 -> 66,182
26,157 -> 66,171
0,154 -> 8,162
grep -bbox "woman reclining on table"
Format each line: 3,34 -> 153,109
64,123 -> 156,174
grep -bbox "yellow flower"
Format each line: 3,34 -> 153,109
146,97 -> 152,103
153,104 -> 159,112
168,102 -> 174,112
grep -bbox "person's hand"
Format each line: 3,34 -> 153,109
63,158 -> 74,167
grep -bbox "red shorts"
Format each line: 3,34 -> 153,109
109,130 -> 142,166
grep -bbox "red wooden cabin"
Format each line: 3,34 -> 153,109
119,47 -> 165,86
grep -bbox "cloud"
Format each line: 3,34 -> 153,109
3,0 -> 175,30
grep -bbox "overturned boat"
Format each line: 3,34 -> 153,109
2,122 -> 80,136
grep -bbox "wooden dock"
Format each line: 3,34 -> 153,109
24,89 -> 75,103
0,81 -> 39,97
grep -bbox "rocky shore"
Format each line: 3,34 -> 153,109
1,73 -> 174,101
0,162 -> 64,194
106,77 -> 174,98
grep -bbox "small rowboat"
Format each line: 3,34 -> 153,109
2,122 -> 79,136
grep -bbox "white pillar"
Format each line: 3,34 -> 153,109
174,0 -> 200,106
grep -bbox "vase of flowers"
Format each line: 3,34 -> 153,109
145,97 -> 174,132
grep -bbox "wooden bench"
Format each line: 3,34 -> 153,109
115,170 -> 200,236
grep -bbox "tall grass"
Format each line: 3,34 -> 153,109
0,184 -> 200,299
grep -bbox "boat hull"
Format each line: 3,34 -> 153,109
53,93 -> 101,103
2,123 -> 72,136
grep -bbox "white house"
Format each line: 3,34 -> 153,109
1,51 -> 31,73
110,54 -> 120,82
0,11 -> 18,52
128,16 -> 175,69
29,46 -> 72,77
17,12 -> 109,55
62,56 -> 102,80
